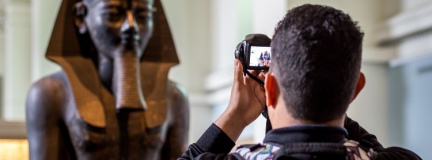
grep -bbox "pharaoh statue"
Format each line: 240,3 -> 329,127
25,0 -> 189,159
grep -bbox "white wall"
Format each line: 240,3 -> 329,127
382,0 -> 432,158
0,27 -> 4,76
388,58 -> 432,159
401,0 -> 430,11
2,0 -> 31,121
1,0 -> 62,120
31,0 -> 61,82
0,26 -> 3,117
0,30 -> 4,76
164,0 -> 211,93
162,0 -> 213,143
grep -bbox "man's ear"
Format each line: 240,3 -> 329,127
351,72 -> 366,102
73,2 -> 88,34
265,73 -> 278,108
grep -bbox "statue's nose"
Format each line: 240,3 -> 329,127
121,11 -> 139,40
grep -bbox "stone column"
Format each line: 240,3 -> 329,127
2,0 -> 31,121
0,2 -> 5,118
30,0 -> 61,82
0,3 -> 4,76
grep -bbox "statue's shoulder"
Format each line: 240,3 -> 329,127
167,80 -> 189,108
26,71 -> 69,113
166,80 -> 189,128
30,71 -> 69,93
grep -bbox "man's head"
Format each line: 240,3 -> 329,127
265,4 -> 364,125
74,0 -> 155,58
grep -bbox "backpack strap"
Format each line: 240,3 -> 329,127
235,143 -> 280,160
273,140 -> 377,160
235,140 -> 377,160
273,142 -> 347,159
344,140 -> 377,160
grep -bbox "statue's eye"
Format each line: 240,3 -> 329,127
102,8 -> 123,22
135,9 -> 152,22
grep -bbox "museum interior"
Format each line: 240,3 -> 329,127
0,0 -> 431,159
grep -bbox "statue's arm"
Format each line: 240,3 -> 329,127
162,81 -> 190,160
26,77 -> 70,160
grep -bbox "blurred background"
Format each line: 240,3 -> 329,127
0,0 -> 431,159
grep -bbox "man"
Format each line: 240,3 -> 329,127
180,4 -> 421,160
262,51 -> 271,66
26,0 -> 189,159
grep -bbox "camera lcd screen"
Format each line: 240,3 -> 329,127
249,46 -> 271,67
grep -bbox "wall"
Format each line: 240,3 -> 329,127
381,0 -> 432,158
0,26 -> 4,76
0,0 -> 4,76
31,0 -> 61,82
204,0 -> 288,143
0,22 -> 3,117
2,0 -> 31,120
388,57 -> 432,159
162,0 -> 213,143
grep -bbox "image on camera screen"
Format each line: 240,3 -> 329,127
249,46 -> 271,67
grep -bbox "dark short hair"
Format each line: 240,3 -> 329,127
270,4 -> 364,123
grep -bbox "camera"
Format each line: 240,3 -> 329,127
235,34 -> 272,70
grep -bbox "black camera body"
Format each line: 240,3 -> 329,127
235,34 -> 272,70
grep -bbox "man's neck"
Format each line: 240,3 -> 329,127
269,104 -> 345,129
271,117 -> 345,129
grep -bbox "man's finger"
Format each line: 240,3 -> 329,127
257,71 -> 266,81
234,59 -> 244,85
249,70 -> 266,80
249,70 -> 260,77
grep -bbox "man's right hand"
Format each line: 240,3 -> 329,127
214,59 -> 266,142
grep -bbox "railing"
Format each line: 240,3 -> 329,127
0,120 -> 27,160
0,120 -> 26,139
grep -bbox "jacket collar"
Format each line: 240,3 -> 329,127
263,125 -> 348,144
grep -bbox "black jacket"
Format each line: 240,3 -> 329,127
179,117 -> 421,160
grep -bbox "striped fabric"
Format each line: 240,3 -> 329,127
235,144 -> 280,160
234,141 -> 374,160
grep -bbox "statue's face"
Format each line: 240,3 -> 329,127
82,0 -> 154,58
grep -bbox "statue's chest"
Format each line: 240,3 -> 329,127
66,104 -> 168,159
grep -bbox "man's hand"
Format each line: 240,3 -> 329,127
215,59 -> 266,142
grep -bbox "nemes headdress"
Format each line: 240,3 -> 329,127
46,0 -> 178,129
47,0 -> 178,61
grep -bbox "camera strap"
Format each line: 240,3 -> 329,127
243,67 -> 264,87
242,67 -> 273,133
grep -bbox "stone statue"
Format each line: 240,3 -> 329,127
25,0 -> 189,159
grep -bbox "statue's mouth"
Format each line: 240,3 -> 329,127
121,34 -> 141,45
